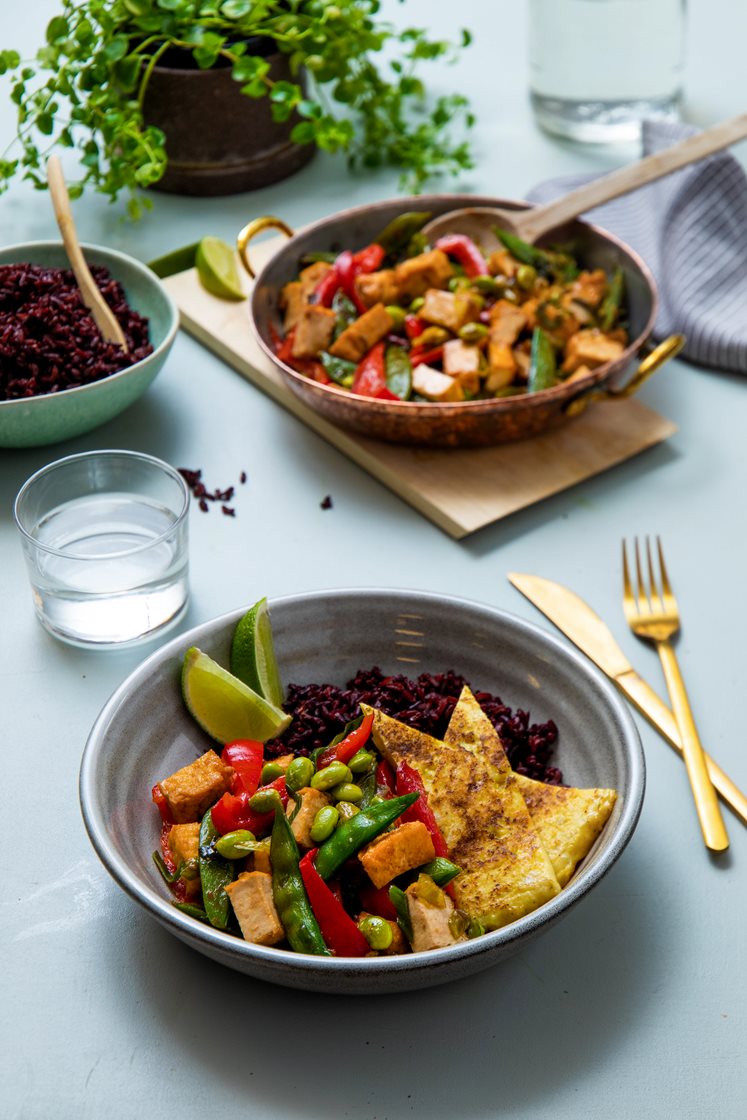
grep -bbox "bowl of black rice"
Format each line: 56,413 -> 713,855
0,241 -> 178,448
80,587 -> 644,994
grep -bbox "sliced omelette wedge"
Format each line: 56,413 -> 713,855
444,687 -> 617,888
365,704 -> 561,930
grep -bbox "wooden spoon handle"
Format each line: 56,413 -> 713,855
512,112 -> 747,243
46,156 -> 128,352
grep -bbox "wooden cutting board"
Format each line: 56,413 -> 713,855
163,238 -> 676,539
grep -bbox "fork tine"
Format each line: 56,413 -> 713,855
634,537 -> 650,615
621,539 -> 635,612
657,536 -> 675,607
646,536 -> 663,612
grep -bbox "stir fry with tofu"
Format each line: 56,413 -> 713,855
151,602 -> 617,958
273,211 -> 629,403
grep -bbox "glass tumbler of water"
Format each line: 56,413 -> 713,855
529,0 -> 687,143
14,450 -> 190,648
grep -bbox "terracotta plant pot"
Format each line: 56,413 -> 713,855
142,44 -> 314,197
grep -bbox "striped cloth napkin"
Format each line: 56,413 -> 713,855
527,120 -> 747,373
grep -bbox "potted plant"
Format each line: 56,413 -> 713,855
0,1 -> 474,217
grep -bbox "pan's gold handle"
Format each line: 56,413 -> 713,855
237,216 -> 294,279
564,333 -> 685,418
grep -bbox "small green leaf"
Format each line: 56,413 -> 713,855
221,0 -> 252,17
46,16 -> 69,44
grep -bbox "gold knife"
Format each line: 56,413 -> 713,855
508,572 -> 747,827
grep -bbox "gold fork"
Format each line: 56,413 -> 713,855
622,537 -> 729,852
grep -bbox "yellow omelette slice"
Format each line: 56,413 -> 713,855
365,704 -> 561,930
444,687 -> 617,888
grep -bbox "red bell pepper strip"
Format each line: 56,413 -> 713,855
352,341 -> 388,398
151,783 -> 173,824
410,345 -> 444,368
274,327 -> 296,365
353,243 -> 385,272
358,881 -> 398,922
299,849 -> 370,957
395,760 -> 449,858
211,775 -> 288,837
404,314 -> 427,341
313,267 -> 341,307
223,740 -> 264,797
335,250 -> 367,314
316,710 -> 375,770
375,758 -> 396,797
434,233 -> 489,278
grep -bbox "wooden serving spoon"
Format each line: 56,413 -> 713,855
423,112 -> 747,249
46,155 -> 128,352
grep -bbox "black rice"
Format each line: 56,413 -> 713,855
0,262 -> 152,401
268,666 -> 562,784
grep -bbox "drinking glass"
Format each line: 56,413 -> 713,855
528,0 -> 687,143
14,450 -> 190,648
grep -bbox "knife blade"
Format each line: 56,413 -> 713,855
508,572 -> 747,827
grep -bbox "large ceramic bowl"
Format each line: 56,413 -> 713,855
80,588 -> 644,995
0,241 -> 178,448
246,194 -> 682,448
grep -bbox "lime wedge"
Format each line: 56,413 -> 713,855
230,597 -> 284,708
182,647 -> 291,743
148,242 -> 200,278
195,236 -> 246,301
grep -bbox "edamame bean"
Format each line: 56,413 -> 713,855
472,274 -> 501,295
311,761 -> 352,791
330,782 -> 363,803
516,264 -> 537,291
408,296 -> 425,312
309,805 -> 340,843
335,801 -> 360,822
458,322 -> 488,344
348,750 -> 374,774
260,761 -> 285,784
417,326 -> 449,348
248,787 -> 283,813
286,756 -> 314,792
215,829 -> 258,859
359,915 -> 393,951
385,305 -> 407,330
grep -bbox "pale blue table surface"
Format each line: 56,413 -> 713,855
1,3 -> 745,1118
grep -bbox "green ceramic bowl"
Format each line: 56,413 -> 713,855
0,242 -> 179,448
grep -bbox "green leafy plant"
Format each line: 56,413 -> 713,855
0,0 -> 474,219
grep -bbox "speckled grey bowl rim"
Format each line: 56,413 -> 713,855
79,588 -> 645,990
0,240 -> 179,412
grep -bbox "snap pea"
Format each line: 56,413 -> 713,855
311,761 -> 352,791
260,761 -> 285,784
320,350 -> 357,388
374,211 -> 432,257
198,809 -> 234,930
270,808 -> 330,956
357,768 -> 378,810
309,804 -> 340,843
384,345 -> 412,401
421,857 -> 462,887
286,755 -> 315,793
599,266 -> 625,331
314,792 -> 418,880
152,850 -> 198,885
359,914 -> 393,951
331,289 -> 357,335
528,327 -> 557,392
172,901 -> 210,923
299,250 -> 337,266
495,229 -> 579,282
388,884 -> 413,943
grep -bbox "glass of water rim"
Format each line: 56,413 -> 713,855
14,449 -> 190,649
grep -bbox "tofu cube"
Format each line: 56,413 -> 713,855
420,289 -> 481,334
158,751 -> 234,824
167,822 -> 201,899
442,338 -> 482,377
280,262 -> 333,331
562,328 -> 625,374
356,269 -> 400,308
487,248 -> 520,279
488,300 -> 527,346
329,303 -> 393,363
225,872 -> 285,946
487,338 -> 517,382
394,249 -> 453,300
412,363 -> 465,403
286,787 -> 332,849
405,881 -> 463,953
358,821 -> 436,889
291,304 -> 336,359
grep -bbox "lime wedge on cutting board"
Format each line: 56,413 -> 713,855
182,647 -> 290,743
195,236 -> 246,301
230,597 -> 285,708
148,242 -> 200,278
